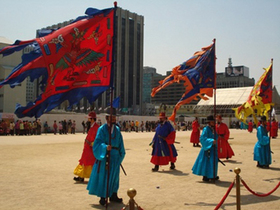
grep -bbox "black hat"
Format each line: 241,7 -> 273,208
105,107 -> 117,116
206,115 -> 215,122
260,116 -> 267,121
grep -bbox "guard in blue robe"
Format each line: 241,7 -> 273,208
192,115 -> 218,182
254,116 -> 271,168
150,112 -> 177,171
87,108 -> 125,206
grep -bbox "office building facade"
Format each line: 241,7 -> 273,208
0,37 -> 27,113
98,7 -> 144,115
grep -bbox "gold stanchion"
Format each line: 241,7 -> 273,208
234,168 -> 241,210
127,188 -> 137,210
122,188 -> 143,210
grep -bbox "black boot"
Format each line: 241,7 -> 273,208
99,197 -> 106,206
152,165 -> 159,172
73,177 -> 84,182
202,176 -> 209,182
109,192 -> 123,203
170,162 -> 175,169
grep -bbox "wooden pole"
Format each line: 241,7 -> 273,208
105,87 -> 113,209
105,3 -> 118,208
213,38 -> 217,183
269,59 -> 273,157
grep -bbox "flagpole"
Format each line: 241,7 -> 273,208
269,58 -> 273,159
213,38 -> 217,183
105,2 -> 118,208
105,87 -> 113,208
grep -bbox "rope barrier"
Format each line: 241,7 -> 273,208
214,180 -> 235,210
241,179 -> 280,197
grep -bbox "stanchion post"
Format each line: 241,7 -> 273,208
234,167 -> 241,210
127,188 -> 137,210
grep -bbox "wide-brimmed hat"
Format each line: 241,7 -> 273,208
216,115 -> 222,120
88,111 -> 96,119
260,116 -> 267,121
159,112 -> 167,119
206,115 -> 215,122
105,107 -> 117,116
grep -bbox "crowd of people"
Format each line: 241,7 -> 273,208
0,119 -> 42,135
0,119 -> 79,135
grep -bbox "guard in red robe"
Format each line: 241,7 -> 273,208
271,118 -> 278,138
266,121 -> 271,133
190,117 -> 200,147
73,111 -> 99,182
248,120 -> 253,133
216,115 -> 234,159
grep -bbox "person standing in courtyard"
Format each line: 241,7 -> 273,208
254,116 -> 272,168
192,115 -> 219,182
43,121 -> 48,134
216,115 -> 234,159
190,117 -> 201,147
73,112 -> 99,182
271,118 -> 278,138
82,121 -> 86,134
53,120 -> 58,135
87,108 -> 125,206
71,120 -> 76,134
150,112 -> 177,172
248,120 -> 253,133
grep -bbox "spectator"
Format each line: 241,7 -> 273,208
53,120 -> 58,135
9,121 -> 15,136
44,121 -> 48,134
71,120 -> 76,134
82,121 -> 86,134
59,121 -> 63,134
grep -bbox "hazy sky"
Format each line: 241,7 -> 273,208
1,0 -> 280,89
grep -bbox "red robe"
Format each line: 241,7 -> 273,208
271,121 -> 278,138
216,122 -> 234,159
74,122 -> 99,178
266,122 -> 271,132
248,121 -> 253,133
79,122 -> 99,165
190,120 -> 200,144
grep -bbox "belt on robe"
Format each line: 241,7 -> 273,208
95,146 -> 120,173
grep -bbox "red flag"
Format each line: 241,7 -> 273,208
0,8 -> 115,118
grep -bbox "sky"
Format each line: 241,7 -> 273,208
1,0 -> 280,89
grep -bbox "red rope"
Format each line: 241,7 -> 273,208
214,180 -> 235,210
241,179 -> 280,197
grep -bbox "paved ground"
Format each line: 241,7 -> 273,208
0,128 -> 279,210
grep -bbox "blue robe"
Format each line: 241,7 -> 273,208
87,123 -> 125,198
254,125 -> 271,166
150,121 -> 177,165
192,125 -> 218,179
